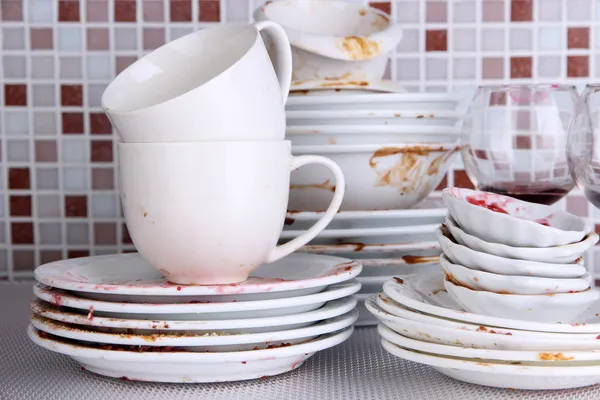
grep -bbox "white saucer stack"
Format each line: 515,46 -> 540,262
28,252 -> 361,383
367,188 -> 600,391
283,92 -> 465,325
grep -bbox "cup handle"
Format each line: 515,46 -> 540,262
265,155 -> 346,263
254,21 -> 293,104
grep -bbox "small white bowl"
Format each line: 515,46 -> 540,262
291,143 -> 460,211
254,1 -> 403,82
442,188 -> 592,247
445,215 -> 599,264
440,254 -> 591,295
444,278 -> 599,323
437,226 -> 587,279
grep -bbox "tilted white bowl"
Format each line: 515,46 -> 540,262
442,188 -> 592,247
444,278 -> 599,323
437,226 -> 587,279
445,214 -> 598,264
440,254 -> 591,295
290,143 -> 460,211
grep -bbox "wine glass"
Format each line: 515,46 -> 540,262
461,84 -> 578,205
567,84 -> 600,208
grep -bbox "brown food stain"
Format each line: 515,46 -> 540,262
432,289 -> 446,295
473,277 -> 479,282
393,277 -> 404,284
444,272 -> 476,291
339,36 -> 382,60
537,352 -> 575,361
284,217 -> 295,226
323,73 -> 352,81
401,255 -> 439,264
359,9 -> 367,16
394,113 -> 401,117
319,81 -> 369,87
290,180 -> 336,192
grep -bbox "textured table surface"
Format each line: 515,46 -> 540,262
2,282 -> 600,400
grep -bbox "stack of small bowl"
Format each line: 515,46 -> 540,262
365,187 -> 600,391
257,1 -> 466,326
439,187 -> 598,321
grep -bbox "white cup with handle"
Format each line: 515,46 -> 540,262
118,140 -> 345,285
103,22 -> 292,143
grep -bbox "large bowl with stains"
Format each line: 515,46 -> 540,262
254,1 -> 402,82
289,143 -> 460,211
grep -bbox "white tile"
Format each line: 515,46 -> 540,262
2,56 -> 27,79
67,223 -> 89,245
6,140 -> 30,162
538,27 -> 563,50
91,194 -> 118,218
4,111 -> 29,136
28,0 -> 54,23
62,139 -> 88,163
63,167 -> 88,191
426,58 -> 448,80
396,58 -> 420,81
114,27 -> 137,50
33,112 -> 57,135
87,55 -> 111,79
58,27 -> 83,51
510,28 -> 532,51
87,84 -> 107,107
481,28 -> 504,51
31,56 -> 55,79
32,84 -> 56,107
453,28 -> 476,52
453,58 -> 475,80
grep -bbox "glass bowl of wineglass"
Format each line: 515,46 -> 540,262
461,84 -> 578,205
567,84 -> 600,208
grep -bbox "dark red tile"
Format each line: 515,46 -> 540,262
567,56 -> 589,77
1,0 -> 23,20
61,85 -> 83,106
568,27 -> 590,49
13,250 -> 35,271
11,222 -> 34,244
68,250 -> 90,259
435,174 -> 448,191
122,223 -> 133,244
199,0 -> 220,21
94,222 -> 117,245
89,113 -> 111,134
489,92 -> 507,105
369,2 -> 391,15
114,0 -> 136,22
10,195 -> 31,217
8,168 -> 30,189
4,84 -> 27,106
65,195 -> 88,217
40,250 -> 63,265
91,141 -> 113,162
510,56 -> 532,78
62,112 -> 84,134
511,0 -> 532,21
453,170 -> 475,189
514,135 -> 532,149
92,168 -> 114,190
170,0 -> 192,21
58,0 -> 80,21
426,30 -> 448,51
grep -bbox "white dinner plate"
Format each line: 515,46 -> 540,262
30,296 -> 357,333
34,252 -> 361,300
286,92 -> 464,110
28,325 -> 354,383
34,280 -> 361,320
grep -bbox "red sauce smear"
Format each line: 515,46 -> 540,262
466,195 -> 551,226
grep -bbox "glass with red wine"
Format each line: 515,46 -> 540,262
567,84 -> 600,209
461,84 -> 578,205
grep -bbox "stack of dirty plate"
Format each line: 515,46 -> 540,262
283,92 -> 465,326
28,253 -> 361,383
367,188 -> 600,391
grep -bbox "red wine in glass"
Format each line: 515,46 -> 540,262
478,184 -> 572,205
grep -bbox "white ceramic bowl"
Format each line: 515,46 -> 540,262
437,226 -> 588,279
440,254 -> 591,295
290,144 -> 460,211
445,214 -> 598,264
442,188 -> 592,247
254,0 -> 402,82
444,278 -> 599,323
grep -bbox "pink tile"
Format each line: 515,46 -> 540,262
143,28 -> 165,51
143,0 -> 164,21
482,57 -> 504,79
86,0 -> 108,21
2,0 -> 23,20
30,28 -> 53,50
115,56 -> 137,74
482,0 -> 505,22
87,28 -> 109,51
567,196 -> 589,217
426,1 -> 447,23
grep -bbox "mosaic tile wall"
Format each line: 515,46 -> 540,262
1,0 -> 600,280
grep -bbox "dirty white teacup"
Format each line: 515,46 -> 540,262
118,141 -> 345,285
103,22 -> 292,143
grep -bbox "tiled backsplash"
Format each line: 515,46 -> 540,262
1,0 -> 600,280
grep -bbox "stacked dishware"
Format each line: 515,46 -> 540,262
29,253 -> 361,382
367,187 -> 600,390
256,1 -> 466,326
28,21 -> 361,382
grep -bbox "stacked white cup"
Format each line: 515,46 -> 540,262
102,22 -> 346,286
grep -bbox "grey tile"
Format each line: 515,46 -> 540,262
37,194 -> 61,218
